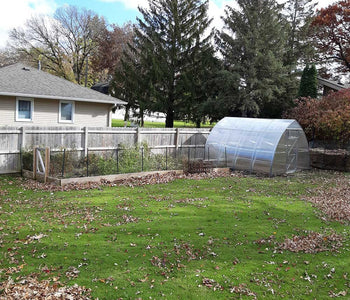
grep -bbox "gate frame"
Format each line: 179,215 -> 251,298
33,146 -> 50,183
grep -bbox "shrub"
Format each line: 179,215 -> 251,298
285,89 -> 350,146
22,149 -> 33,171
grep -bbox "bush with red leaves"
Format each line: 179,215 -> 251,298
285,89 -> 350,146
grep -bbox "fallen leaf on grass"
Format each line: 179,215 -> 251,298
279,231 -> 343,253
230,283 -> 257,299
201,277 -> 224,291
0,275 -> 91,299
65,266 -> 80,279
305,176 -> 350,223
329,290 -> 347,297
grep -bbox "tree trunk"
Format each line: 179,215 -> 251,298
165,109 -> 174,128
140,108 -> 144,127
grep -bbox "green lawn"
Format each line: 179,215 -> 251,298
112,119 -> 214,128
0,171 -> 349,299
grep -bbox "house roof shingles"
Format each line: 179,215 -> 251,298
0,63 -> 126,105
317,76 -> 350,91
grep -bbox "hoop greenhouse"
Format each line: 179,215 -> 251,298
205,117 -> 310,176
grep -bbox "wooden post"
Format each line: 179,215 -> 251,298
135,127 -> 141,144
21,127 -> 26,150
44,147 -> 50,183
33,146 -> 37,179
84,127 -> 89,156
175,128 -> 180,151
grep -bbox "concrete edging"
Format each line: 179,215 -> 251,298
22,168 -> 230,186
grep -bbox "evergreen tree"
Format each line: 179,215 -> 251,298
298,64 -> 318,98
282,0 -> 317,102
218,0 -> 295,118
283,0 -> 317,70
111,36 -> 154,127
133,0 -> 214,127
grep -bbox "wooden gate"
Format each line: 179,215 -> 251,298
33,147 -> 50,183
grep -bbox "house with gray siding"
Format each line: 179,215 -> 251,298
0,63 -> 126,127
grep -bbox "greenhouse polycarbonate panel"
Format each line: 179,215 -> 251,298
205,117 -> 310,175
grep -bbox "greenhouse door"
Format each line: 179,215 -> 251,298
286,130 -> 299,173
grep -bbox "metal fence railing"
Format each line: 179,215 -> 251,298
19,145 -> 210,178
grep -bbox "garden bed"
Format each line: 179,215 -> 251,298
22,168 -> 231,187
309,148 -> 350,171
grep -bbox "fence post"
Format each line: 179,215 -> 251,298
61,149 -> 66,178
84,127 -> 89,157
166,147 -> 168,170
19,147 -> 23,177
33,146 -> 37,179
141,147 -> 144,172
44,147 -> 50,183
21,127 -> 26,150
116,148 -> 119,173
135,127 -> 141,144
188,147 -> 190,170
86,149 -> 89,177
175,128 -> 180,152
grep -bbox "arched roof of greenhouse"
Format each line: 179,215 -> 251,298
206,117 -> 309,175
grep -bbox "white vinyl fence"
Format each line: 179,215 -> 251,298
0,126 -> 210,174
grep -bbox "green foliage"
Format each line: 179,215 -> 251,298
21,149 -> 33,171
111,119 -> 214,128
218,0 -> 297,118
285,89 -> 350,145
112,0 -> 215,128
54,143 -> 180,177
283,0 -> 316,69
298,64 -> 318,98
202,69 -> 241,122
1,172 -> 350,299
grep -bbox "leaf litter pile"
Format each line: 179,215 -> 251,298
0,275 -> 91,300
20,169 -> 236,192
305,174 -> 350,223
279,230 -> 343,253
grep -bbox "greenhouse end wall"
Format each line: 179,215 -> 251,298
205,117 -> 310,176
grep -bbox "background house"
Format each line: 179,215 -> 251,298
318,76 -> 350,96
0,64 -> 126,127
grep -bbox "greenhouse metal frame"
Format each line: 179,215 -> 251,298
205,117 -> 310,176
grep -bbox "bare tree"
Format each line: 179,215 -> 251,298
0,48 -> 25,67
91,22 -> 135,82
9,6 -> 106,84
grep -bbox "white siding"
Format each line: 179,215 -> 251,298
0,96 -> 111,127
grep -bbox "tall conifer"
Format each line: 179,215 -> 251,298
133,0 -> 214,127
218,0 -> 295,118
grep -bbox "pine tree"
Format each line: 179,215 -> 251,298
298,64 -> 318,98
283,0 -> 317,70
218,0 -> 294,118
133,0 -> 214,127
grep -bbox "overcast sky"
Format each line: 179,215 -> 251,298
0,0 -> 338,49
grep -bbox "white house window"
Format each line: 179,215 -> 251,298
59,101 -> 75,123
16,98 -> 34,121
